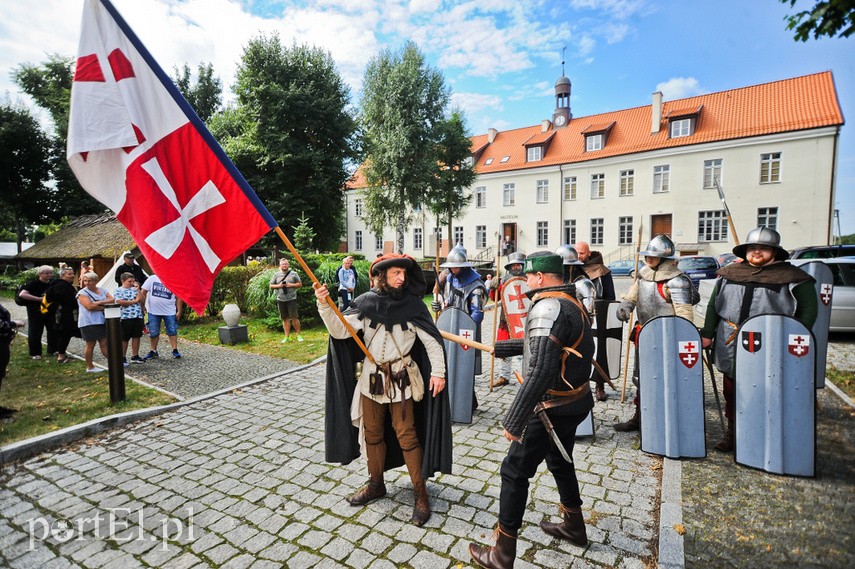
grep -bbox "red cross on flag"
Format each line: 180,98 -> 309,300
67,0 -> 275,314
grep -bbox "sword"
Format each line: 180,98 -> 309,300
702,348 -> 726,433
514,372 -> 574,464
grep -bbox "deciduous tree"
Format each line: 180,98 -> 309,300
780,0 -> 855,40
174,62 -> 223,122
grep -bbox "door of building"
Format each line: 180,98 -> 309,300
501,223 -> 517,255
651,214 -> 672,239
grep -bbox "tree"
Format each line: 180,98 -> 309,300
216,34 -> 358,251
12,54 -> 104,216
426,111 -> 477,249
174,62 -> 223,122
0,102 -> 55,251
359,41 -> 449,253
292,212 -> 316,251
780,0 -> 855,41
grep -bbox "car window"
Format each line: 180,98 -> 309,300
678,257 -> 717,270
833,263 -> 854,286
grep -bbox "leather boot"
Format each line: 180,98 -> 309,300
594,383 -> 608,402
715,419 -> 735,452
347,479 -> 386,506
614,405 -> 640,432
494,376 -> 509,387
411,481 -> 431,526
469,524 -> 517,569
540,504 -> 587,546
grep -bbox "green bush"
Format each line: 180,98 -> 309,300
0,267 -> 44,292
204,265 -> 264,318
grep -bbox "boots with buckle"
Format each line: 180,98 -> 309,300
540,504 -> 587,546
347,478 -> 386,506
411,481 -> 431,526
469,524 -> 517,569
715,419 -> 734,452
614,405 -> 640,432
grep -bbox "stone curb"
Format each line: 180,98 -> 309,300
0,355 -> 325,467
658,458 -> 684,569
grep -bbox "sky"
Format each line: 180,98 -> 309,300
1,0 -> 853,234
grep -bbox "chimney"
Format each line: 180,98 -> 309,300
487,127 -> 498,143
542,119 -> 552,133
651,91 -> 663,134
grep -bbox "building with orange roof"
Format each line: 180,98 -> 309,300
344,70 -> 843,263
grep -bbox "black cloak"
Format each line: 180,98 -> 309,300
323,289 -> 453,480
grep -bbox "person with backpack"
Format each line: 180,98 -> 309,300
17,265 -> 57,360
44,267 -> 79,364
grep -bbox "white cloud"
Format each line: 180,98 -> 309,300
451,91 -> 503,116
655,77 -> 706,100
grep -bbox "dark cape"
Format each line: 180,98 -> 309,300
717,260 -> 812,285
324,289 -> 453,480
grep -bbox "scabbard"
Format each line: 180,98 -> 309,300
534,405 -> 573,464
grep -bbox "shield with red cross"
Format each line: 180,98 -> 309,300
678,340 -> 700,368
500,276 -> 531,339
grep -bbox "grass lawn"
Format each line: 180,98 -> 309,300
0,338 -> 176,447
180,317 -> 329,364
827,366 -> 855,399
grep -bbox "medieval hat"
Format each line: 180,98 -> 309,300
440,243 -> 472,268
504,251 -> 527,270
732,226 -> 789,261
370,253 -> 427,296
554,244 -> 584,265
639,234 -> 676,259
524,251 -> 564,275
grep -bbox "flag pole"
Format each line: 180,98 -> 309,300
489,231 -> 502,392
621,223 -> 643,403
274,226 -> 376,365
714,177 -> 740,246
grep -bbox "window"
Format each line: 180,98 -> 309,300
537,221 -> 548,247
620,170 -> 634,196
590,173 -> 605,199
475,186 -> 486,208
760,152 -> 781,183
413,227 -> 422,250
536,180 -> 549,204
618,217 -> 633,245
590,218 -> 604,246
355,230 -> 363,250
454,226 -> 463,245
758,207 -> 778,230
354,198 -> 363,217
476,225 -> 487,248
500,156 -> 510,163
527,146 -> 542,162
586,134 -> 603,151
375,235 -> 383,250
563,176 -> 577,200
563,219 -> 576,244
503,183 -> 515,206
485,158 -> 494,165
670,118 -> 692,138
653,165 -> 670,193
698,210 -> 728,242
703,159 -> 723,189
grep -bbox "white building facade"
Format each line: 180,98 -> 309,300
344,71 -> 843,262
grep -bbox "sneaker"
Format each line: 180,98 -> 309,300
123,358 -> 130,368
31,355 -> 41,360
172,349 -> 181,359
296,335 -> 304,342
281,337 -> 291,343
143,350 -> 159,360
130,356 -> 145,364
86,368 -> 102,373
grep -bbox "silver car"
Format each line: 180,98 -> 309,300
791,258 -> 855,332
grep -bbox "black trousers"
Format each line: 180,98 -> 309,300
26,307 -> 57,357
0,339 -> 10,386
499,411 -> 586,530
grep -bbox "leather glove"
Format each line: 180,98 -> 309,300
616,302 -> 634,322
431,301 -> 441,312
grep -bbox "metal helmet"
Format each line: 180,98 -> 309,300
555,244 -> 583,265
440,243 -> 472,268
733,226 -> 789,261
504,251 -> 527,271
640,234 -> 676,259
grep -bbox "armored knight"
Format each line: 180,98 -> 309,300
614,234 -> 698,432
470,252 -> 594,569
700,226 -> 816,452
494,252 -> 527,386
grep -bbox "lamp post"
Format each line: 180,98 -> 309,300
104,303 -> 126,403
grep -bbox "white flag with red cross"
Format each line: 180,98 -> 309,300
67,0 -> 275,314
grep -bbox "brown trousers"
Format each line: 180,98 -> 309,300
362,395 -> 423,484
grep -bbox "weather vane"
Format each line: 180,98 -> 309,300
561,45 -> 566,75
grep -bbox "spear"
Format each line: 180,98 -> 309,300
621,223 -> 643,403
714,176 -> 740,245
274,226 -> 376,366
489,231 -> 503,391
433,224 -> 441,322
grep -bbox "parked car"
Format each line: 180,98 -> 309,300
677,255 -> 720,287
789,244 -> 855,259
608,258 -> 644,277
716,253 -> 739,267
790,258 -> 855,332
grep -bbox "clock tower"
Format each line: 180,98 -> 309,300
552,49 -> 571,127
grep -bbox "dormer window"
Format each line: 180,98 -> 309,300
666,105 -> 702,139
670,118 -> 692,138
585,134 -> 603,152
527,146 -> 543,162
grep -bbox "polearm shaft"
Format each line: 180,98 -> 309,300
621,223 -> 643,403
440,330 -> 492,353
490,231 -> 502,391
274,226 -> 376,365
714,177 -> 740,246
433,225 -> 441,322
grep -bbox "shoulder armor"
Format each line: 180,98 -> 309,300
573,278 -> 597,314
527,297 -> 561,338
667,274 -> 696,305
